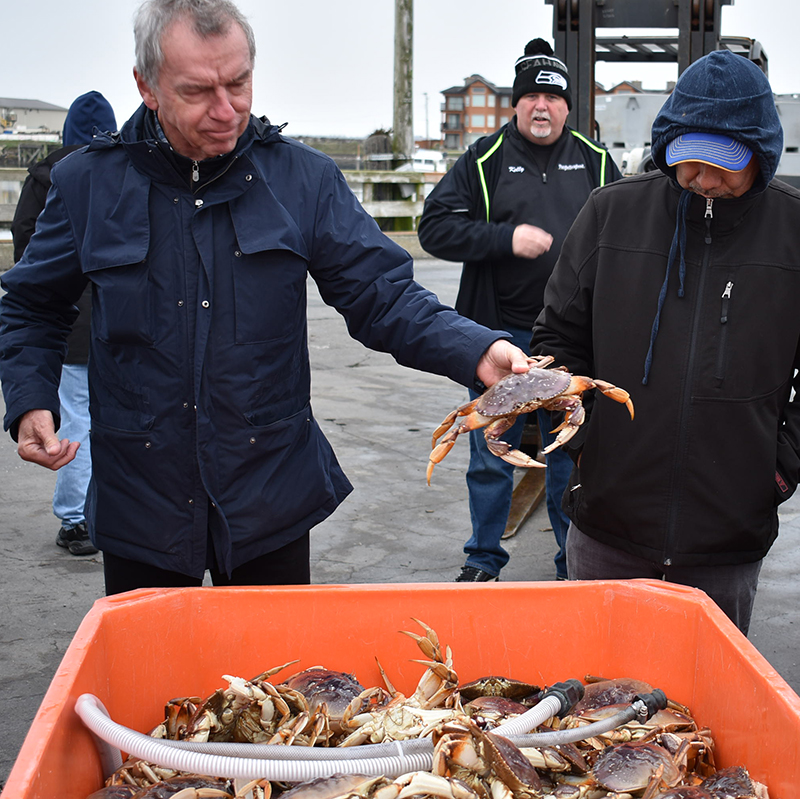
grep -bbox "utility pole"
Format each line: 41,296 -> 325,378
393,0 -> 413,166
423,92 -> 429,143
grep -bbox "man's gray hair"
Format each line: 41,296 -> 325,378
134,0 -> 256,86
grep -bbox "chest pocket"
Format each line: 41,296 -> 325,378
230,188 -> 310,345
81,187 -> 153,346
231,247 -> 309,344
86,260 -> 155,346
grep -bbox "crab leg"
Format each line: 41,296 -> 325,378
541,400 -> 584,454
485,417 -> 546,468
541,378 -> 634,454
428,407 -> 493,485
431,399 -> 481,448
593,379 -> 635,419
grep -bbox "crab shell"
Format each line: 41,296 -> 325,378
592,741 -> 681,793
283,667 -> 365,727
475,368 -> 572,418
457,676 -> 542,703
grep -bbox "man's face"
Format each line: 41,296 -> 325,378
134,16 -> 253,161
675,158 -> 760,199
514,93 -> 569,146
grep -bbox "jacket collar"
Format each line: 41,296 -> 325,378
87,104 -> 284,187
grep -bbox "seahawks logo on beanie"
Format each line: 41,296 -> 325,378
512,38 -> 572,109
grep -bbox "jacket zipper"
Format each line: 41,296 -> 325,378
715,279 -> 734,381
191,155 -> 240,194
663,196 -> 713,566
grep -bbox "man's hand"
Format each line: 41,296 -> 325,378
476,340 -> 531,388
17,409 -> 80,471
512,224 -> 553,259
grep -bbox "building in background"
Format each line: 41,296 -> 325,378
1,98 -> 68,135
440,75 -> 513,149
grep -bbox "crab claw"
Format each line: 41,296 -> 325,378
593,380 -> 635,419
427,441 -> 456,485
541,405 -> 585,454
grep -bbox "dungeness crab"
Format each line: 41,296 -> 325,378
427,356 -> 634,484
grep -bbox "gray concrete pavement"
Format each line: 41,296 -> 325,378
1,257 -> 798,787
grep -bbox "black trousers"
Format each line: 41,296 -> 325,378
103,532 -> 310,596
566,523 -> 762,635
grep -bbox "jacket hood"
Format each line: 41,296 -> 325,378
651,51 -> 783,193
62,91 -> 117,146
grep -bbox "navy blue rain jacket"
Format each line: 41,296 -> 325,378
0,105 -> 502,577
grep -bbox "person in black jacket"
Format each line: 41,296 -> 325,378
418,40 -> 621,582
11,91 -> 117,555
531,50 -> 800,635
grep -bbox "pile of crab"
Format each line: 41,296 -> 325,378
87,620 -> 769,799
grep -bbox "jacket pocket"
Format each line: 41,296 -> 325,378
232,248 -> 307,344
221,404 -> 345,537
85,259 -> 155,346
714,278 -> 734,383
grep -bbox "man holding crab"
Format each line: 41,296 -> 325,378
0,0 -> 529,594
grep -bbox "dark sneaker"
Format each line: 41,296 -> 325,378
56,523 -> 98,556
455,565 -> 499,582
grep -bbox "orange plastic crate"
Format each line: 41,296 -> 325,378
4,580 -> 799,799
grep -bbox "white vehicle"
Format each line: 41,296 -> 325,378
395,148 -> 447,173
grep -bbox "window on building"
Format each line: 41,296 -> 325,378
465,96 -> 470,107
464,115 -> 469,127
447,114 -> 460,130
499,116 -> 509,126
501,96 -> 510,108
471,114 -> 485,128
488,115 -> 495,128
472,86 -> 486,93
447,96 -> 464,111
471,94 -> 486,107
488,95 -> 496,107
445,133 -> 460,148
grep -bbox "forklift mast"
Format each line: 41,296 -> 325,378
543,0 -> 767,139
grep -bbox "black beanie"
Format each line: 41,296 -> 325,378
512,38 -> 572,109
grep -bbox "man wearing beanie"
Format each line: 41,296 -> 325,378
532,50 -> 800,635
419,39 -> 621,583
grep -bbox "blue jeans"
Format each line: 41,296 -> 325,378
52,364 -> 91,527
463,327 -> 572,579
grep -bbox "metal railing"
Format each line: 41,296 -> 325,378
342,169 -> 443,230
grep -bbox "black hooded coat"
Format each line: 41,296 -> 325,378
531,51 -> 800,567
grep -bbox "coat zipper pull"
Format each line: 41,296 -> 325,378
720,281 -> 733,323
542,171 -> 547,184
704,197 -> 713,243
192,161 -> 200,183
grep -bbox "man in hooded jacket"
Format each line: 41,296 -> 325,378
11,90 -> 117,557
0,0 -> 530,595
531,50 -> 800,635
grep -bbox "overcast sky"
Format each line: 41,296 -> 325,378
4,0 -> 799,139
